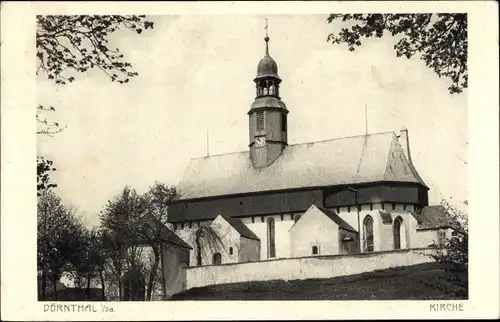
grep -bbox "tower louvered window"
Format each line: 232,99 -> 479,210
257,111 -> 265,131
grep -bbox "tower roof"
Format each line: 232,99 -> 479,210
249,96 -> 287,111
255,36 -> 280,80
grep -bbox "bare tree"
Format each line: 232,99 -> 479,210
102,230 -> 127,300
136,182 -> 179,300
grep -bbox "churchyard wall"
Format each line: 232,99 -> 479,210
184,247 -> 435,290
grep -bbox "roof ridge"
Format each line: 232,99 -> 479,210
188,130 -> 396,161
288,131 -> 395,147
191,150 -> 250,160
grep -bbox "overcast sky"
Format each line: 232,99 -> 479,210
37,14 -> 468,227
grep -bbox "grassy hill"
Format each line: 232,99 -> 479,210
171,262 -> 467,300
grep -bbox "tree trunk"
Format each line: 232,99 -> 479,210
86,273 -> 91,300
195,234 -> 202,266
99,270 -> 106,301
52,276 -> 58,300
41,270 -> 47,300
160,247 -> 167,300
146,250 -> 160,301
118,271 -> 122,301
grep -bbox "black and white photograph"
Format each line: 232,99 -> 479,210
1,1 -> 499,320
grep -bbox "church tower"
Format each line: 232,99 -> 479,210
249,28 -> 288,168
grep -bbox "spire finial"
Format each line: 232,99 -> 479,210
264,18 -> 270,55
265,18 -> 269,39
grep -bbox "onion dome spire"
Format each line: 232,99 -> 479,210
256,19 -> 280,80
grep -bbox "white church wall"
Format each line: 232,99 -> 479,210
413,227 -> 458,249
209,216 -> 241,265
171,203 -> 421,266
289,206 -> 340,257
239,237 -> 261,262
400,218 -> 408,249
414,230 -> 439,248
185,248 -> 435,290
378,219 -> 394,251
372,211 -> 414,251
338,204 -> 420,252
245,214 -> 297,260
406,212 -> 419,249
335,208 -> 359,232
173,220 -> 212,266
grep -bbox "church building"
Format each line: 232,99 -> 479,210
167,33 -> 456,267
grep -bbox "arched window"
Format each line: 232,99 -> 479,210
212,252 -> 222,265
229,247 -> 233,255
267,218 -> 276,258
312,246 -> 319,255
363,216 -> 374,252
393,217 -> 403,250
294,215 -> 301,223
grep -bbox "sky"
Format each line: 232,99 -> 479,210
37,14 -> 468,227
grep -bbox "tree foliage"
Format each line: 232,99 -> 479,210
431,198 -> 468,298
101,230 -> 128,300
36,15 -> 154,85
37,191 -> 86,300
69,227 -> 108,300
100,186 -> 148,241
99,183 -> 180,300
35,15 -> 157,300
140,182 -> 179,300
36,15 -> 154,186
327,14 -> 467,94
37,156 -> 57,196
37,105 -> 67,136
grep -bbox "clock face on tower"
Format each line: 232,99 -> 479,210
255,136 -> 266,147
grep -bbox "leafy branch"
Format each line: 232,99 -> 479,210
36,15 -> 154,85
37,105 -> 67,136
327,14 -> 467,94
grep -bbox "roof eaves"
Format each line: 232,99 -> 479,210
316,206 -> 358,233
221,216 -> 260,241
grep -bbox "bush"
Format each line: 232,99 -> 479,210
430,198 -> 468,298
